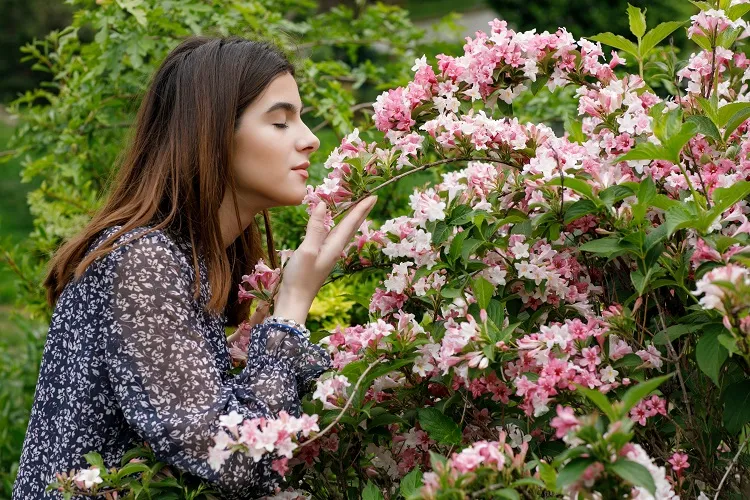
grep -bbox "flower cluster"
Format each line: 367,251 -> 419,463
238,259 -> 281,305
208,410 -> 319,475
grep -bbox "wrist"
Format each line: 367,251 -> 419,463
272,287 -> 312,325
262,316 -> 311,338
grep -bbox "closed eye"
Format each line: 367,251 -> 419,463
273,123 -> 289,129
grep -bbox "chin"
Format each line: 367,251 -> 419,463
274,189 -> 307,208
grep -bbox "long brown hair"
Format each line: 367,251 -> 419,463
43,36 -> 294,326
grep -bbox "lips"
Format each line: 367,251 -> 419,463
292,161 -> 310,180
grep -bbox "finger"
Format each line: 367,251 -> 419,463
248,301 -> 269,327
321,196 -> 377,259
299,201 -> 329,252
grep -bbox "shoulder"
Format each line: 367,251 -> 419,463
92,224 -> 193,272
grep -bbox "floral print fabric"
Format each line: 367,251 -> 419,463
12,225 -> 331,499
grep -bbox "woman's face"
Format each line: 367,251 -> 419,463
231,72 -> 320,210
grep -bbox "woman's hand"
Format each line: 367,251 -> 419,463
273,196 -> 378,324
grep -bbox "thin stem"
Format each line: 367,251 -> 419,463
704,27 -> 718,99
713,433 -> 750,500
300,358 -> 382,448
653,296 -> 699,436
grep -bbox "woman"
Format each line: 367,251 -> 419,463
12,36 -> 376,499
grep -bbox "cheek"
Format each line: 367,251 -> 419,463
234,130 -> 275,179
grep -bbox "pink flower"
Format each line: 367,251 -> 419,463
271,457 -> 290,477
668,452 -> 690,475
578,346 -> 602,371
374,87 -> 416,132
238,259 -> 281,304
636,344 -> 664,370
550,405 -> 580,438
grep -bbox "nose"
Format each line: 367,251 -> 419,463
298,122 -> 320,154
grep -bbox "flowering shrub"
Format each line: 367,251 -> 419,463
56,0 -> 750,498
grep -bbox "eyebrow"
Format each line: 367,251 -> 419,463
264,101 -> 300,115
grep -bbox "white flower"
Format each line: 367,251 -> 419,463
208,446 -> 232,471
411,55 -> 428,71
312,379 -> 336,403
599,365 -> 619,384
505,423 -> 532,449
510,241 -> 530,260
218,410 -> 244,432
75,467 -> 103,489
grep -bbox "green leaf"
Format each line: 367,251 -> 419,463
696,329 -> 729,387
617,142 -> 668,163
627,3 -> 647,38
557,457 -> 597,490
723,106 -> 750,141
686,115 -> 721,142
615,353 -> 645,369
637,176 -> 657,205
450,205 -> 477,225
448,230 -> 468,263
620,374 -> 673,417
363,481 -> 384,500
418,408 -> 462,445
696,96 -> 719,127
546,176 -> 596,201
461,238 -> 484,262
432,221 -> 452,245
589,33 -> 639,58
609,459 -> 656,496
665,204 -> 696,236
723,380 -> 750,434
531,74 -> 550,96
400,467 -> 422,498
599,185 -> 635,207
83,452 -> 105,469
664,121 -> 698,164
487,299 -> 505,330
576,384 -> 618,422
652,324 -> 701,345
717,102 -> 750,128
630,269 -> 649,296
492,490 -> 521,500
644,223 -> 668,251
640,21 -> 686,55
564,199 -> 598,224
509,478 -> 546,489
472,276 -> 495,310
579,237 -> 626,257
538,462 -> 558,491
727,3 -> 750,20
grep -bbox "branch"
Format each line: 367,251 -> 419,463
331,156 -> 509,219
299,358 -> 382,448
714,433 -> 750,500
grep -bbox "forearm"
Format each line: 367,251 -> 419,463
272,287 -> 313,325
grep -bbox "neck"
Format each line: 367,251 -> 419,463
217,191 -> 261,248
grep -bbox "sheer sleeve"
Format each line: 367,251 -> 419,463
104,232 -> 329,499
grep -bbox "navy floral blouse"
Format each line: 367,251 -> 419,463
12,225 -> 331,500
